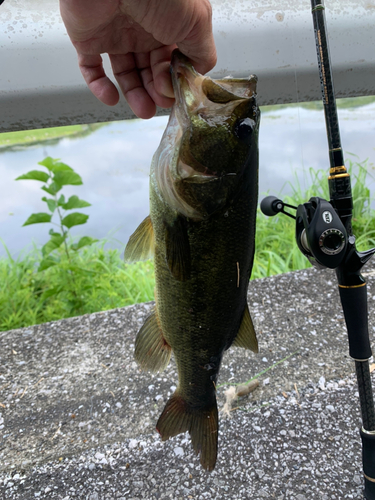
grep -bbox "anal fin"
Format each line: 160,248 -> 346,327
135,309 -> 171,372
156,392 -> 218,471
232,304 -> 258,353
124,215 -> 154,262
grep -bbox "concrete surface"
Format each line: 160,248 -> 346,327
1,262 -> 375,499
2,0 -> 375,132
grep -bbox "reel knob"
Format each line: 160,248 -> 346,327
260,196 -> 284,216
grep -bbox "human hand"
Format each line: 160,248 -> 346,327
59,0 -> 217,119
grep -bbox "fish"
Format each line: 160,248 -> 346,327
124,50 -> 260,471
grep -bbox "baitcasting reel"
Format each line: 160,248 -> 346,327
260,195 -> 348,269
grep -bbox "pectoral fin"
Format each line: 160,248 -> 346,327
232,305 -> 258,353
124,215 -> 154,262
165,216 -> 191,281
135,309 -> 171,372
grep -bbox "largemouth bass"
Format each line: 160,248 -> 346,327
125,50 -> 260,470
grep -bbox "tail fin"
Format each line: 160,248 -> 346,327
156,392 -> 218,471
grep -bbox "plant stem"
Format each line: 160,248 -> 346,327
53,193 -> 81,309
55,203 -> 71,263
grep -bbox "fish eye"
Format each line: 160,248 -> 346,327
234,117 -> 254,141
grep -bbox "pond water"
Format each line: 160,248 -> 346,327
0,100 -> 374,258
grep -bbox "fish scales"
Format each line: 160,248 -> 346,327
125,50 -> 260,470
152,170 -> 257,384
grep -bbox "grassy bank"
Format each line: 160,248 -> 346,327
260,95 -> 375,114
1,160 -> 374,332
0,123 -> 106,151
0,245 -> 154,331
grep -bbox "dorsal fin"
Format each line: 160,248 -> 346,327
124,215 -> 154,262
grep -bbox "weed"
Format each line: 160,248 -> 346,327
15,157 -> 98,315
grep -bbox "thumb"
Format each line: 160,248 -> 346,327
176,6 -> 217,75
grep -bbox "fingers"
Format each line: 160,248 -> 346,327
180,36 -> 217,76
78,41 -> 213,119
110,52 -> 174,119
110,53 -> 156,119
177,0 -> 217,75
77,53 -> 120,106
150,45 -> 176,99
78,50 -> 175,119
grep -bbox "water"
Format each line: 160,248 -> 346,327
0,101 -> 374,258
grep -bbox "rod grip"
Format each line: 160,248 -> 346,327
338,284 -> 372,360
361,429 -> 375,499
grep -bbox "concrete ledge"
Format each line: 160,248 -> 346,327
1,0 -> 375,131
1,263 -> 375,498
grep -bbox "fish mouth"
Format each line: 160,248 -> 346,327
170,50 -> 204,132
170,50 -> 257,117
170,50 -> 258,183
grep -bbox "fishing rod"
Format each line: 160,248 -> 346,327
261,1 -> 375,497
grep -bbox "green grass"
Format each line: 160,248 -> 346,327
0,123 -> 106,150
0,242 -> 155,331
1,159 -> 375,332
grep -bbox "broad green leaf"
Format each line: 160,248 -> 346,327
49,229 -> 61,236
42,234 -> 66,257
53,171 -> 82,186
51,162 -> 74,173
38,157 -> 73,173
57,194 -> 66,206
15,170 -> 49,183
41,182 -> 62,195
38,257 -> 59,272
71,236 -> 98,251
42,185 -> 54,196
61,212 -> 89,228
38,157 -> 57,171
61,195 -> 91,210
42,196 -> 57,213
23,212 -> 52,226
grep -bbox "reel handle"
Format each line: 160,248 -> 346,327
260,196 -> 284,216
260,196 -> 297,219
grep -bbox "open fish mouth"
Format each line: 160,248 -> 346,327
170,49 -> 258,183
171,50 -> 257,119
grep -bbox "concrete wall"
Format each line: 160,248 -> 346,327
1,0 -> 375,132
